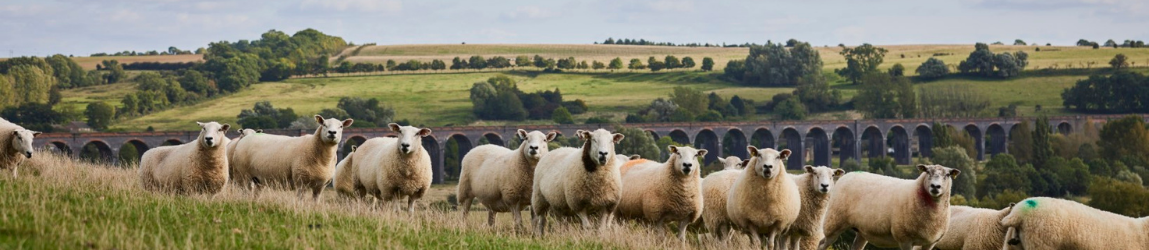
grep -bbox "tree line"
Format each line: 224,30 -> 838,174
0,54 -> 125,132
599,37 -> 758,48
90,46 -> 199,57
469,75 -> 587,122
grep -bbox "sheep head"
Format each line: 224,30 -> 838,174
917,164 -> 960,198
747,146 -> 789,180
517,129 -> 556,160
196,122 -> 230,148
716,156 -> 745,170
10,129 -> 40,159
315,115 -> 353,144
803,165 -> 845,194
389,123 -> 431,155
668,145 -> 705,176
577,129 -> 624,172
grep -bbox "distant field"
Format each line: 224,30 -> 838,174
69,54 -> 203,70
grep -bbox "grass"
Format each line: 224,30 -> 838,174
1,153 -> 768,249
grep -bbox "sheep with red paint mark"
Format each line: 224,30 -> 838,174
817,164 -> 961,250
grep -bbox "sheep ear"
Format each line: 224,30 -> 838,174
342,119 -> 354,128
576,130 -> 590,140
668,145 -> 679,154
917,164 -> 929,172
612,133 -> 625,143
716,157 -> 727,164
545,132 -> 558,142
629,155 -> 641,160
389,123 -> 401,132
740,160 -> 750,168
220,124 -> 231,132
697,149 -> 708,158
1007,202 -> 1016,210
833,168 -> 846,177
11,131 -> 17,136
747,146 -> 760,157
196,121 -> 205,127
804,165 -> 815,173
778,149 -> 791,160
948,169 -> 961,179
314,115 -> 325,125
32,131 -> 41,136
417,128 -> 433,137
517,129 -> 528,140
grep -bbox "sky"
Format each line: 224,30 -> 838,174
1,0 -> 1147,57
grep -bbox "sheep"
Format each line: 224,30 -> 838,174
726,146 -> 801,249
139,122 -> 232,195
615,145 -> 707,242
817,164 -> 961,250
227,115 -> 353,201
333,123 -> 432,212
1001,197 -> 1149,250
700,158 -> 750,242
531,129 -> 625,236
715,156 -> 746,170
772,165 -> 845,249
0,118 -> 40,177
456,129 -> 557,228
932,204 -> 1013,250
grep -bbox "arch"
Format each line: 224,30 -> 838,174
861,126 -> 884,159
646,130 -> 660,141
750,128 -> 775,150
914,125 -> 933,158
888,126 -> 911,165
694,129 -> 719,166
80,140 -> 114,163
118,140 -> 150,166
47,141 -> 72,155
806,127 -> 830,167
964,124 -> 985,161
422,135 -> 443,184
162,139 -> 182,146
668,130 -> 691,145
444,134 -> 473,183
1057,122 -> 1072,135
779,127 -> 803,170
722,129 -> 748,160
481,133 -> 505,147
987,124 -> 1007,157
831,127 -> 857,168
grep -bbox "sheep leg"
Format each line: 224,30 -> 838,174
676,219 -> 690,243
406,195 -> 416,213
310,185 -> 322,202
533,208 -> 549,236
511,204 -> 525,230
919,242 -> 936,250
487,210 -> 497,227
817,226 -> 847,250
459,196 -> 473,219
597,210 -> 613,230
577,211 -> 592,229
897,242 -> 914,250
765,231 -> 777,250
746,227 -> 761,248
849,235 -> 868,250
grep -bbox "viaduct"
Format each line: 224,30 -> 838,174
33,115 -> 1144,184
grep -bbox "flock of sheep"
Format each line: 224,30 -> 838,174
2,116 -> 1148,249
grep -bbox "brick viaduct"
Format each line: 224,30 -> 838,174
33,115 -> 1146,184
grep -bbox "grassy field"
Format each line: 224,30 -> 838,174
0,153 -> 767,249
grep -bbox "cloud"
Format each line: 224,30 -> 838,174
299,0 -> 402,13
646,0 -> 694,12
500,6 -> 554,21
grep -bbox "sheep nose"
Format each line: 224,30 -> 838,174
401,143 -> 410,148
598,151 -> 608,157
683,163 -> 693,168
821,184 -> 829,188
25,152 -> 32,158
529,146 -> 539,150
328,131 -> 337,135
765,164 -> 773,169
930,184 -> 941,189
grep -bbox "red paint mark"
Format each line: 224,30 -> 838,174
918,188 -> 937,209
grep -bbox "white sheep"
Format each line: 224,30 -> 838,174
615,145 -> 707,242
777,165 -> 845,250
817,164 -> 961,250
726,147 -> 801,249
227,115 -> 353,201
457,129 -> 557,228
333,123 -> 432,212
0,118 -> 40,177
700,158 -> 749,242
139,122 -> 231,195
531,129 -> 624,236
715,156 -> 745,170
932,204 -> 1013,250
1001,197 -> 1149,249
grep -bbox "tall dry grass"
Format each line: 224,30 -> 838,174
4,152 -> 767,249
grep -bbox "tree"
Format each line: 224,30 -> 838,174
101,60 -> 127,84
793,73 -> 840,112
917,83 -> 990,118
916,57 -> 949,80
628,58 -> 646,70
1013,39 -> 1027,46
774,97 -> 806,120
1089,177 -> 1149,217
670,86 -> 707,116
648,57 -> 665,71
1104,39 -> 1118,47
1062,71 -> 1147,113
592,61 -> 605,70
557,57 -> 576,70
1099,116 -> 1149,166
1033,116 -> 1055,168
1009,120 -> 1034,164
664,55 -> 682,69
337,97 -> 395,126
84,102 -> 115,131
515,55 -> 532,67
551,106 -> 574,124
723,60 -> 745,80
994,52 -> 1028,78
887,63 -> 905,77
854,73 -> 915,119
741,41 -> 823,86
958,43 -> 996,76
681,56 -> 696,69
615,126 -> 661,160
700,57 -> 715,71
468,55 -> 487,69
979,154 -> 1035,198
1110,53 -> 1129,69
836,43 -> 888,84
931,146 -> 976,198
609,58 -> 624,70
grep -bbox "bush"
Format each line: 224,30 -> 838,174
551,106 -> 574,124
84,102 -> 115,131
584,116 -> 611,124
1089,177 -> 1149,217
696,110 -> 723,122
916,57 -> 949,80
931,146 -> 977,198
979,154 -> 1035,198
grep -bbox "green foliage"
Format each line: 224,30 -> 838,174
469,76 -> 563,121
101,60 -> 127,84
1033,116 -> 1055,168
979,154 -> 1035,198
1062,71 -> 1149,113
931,146 -> 977,197
854,73 -> 914,119
975,189 -> 1028,210
774,96 -> 807,120
793,73 -> 841,112
84,102 -> 115,131
916,57 -> 950,80
1089,177 -> 1149,217
739,41 -> 823,86
670,86 -> 707,116
628,58 -> 645,70
700,57 -> 715,71
1008,120 -> 1034,164
696,110 -> 723,122
664,55 -> 682,69
0,103 -> 65,132
1110,54 -> 1129,69
236,101 -> 298,129
608,58 -> 624,70
1099,116 -> 1149,165
8,64 -> 57,106
917,83 -> 991,118
835,43 -> 888,84
681,56 -> 696,69
647,57 -> 665,71
1116,170 -> 1144,185
551,106 -> 574,124
867,156 -> 899,177
614,126 -> 660,160
592,61 -> 605,70
336,97 -> 394,126
888,63 -> 905,77
584,116 -> 610,124
723,59 -> 744,80
840,159 -> 864,172
958,43 -> 1028,78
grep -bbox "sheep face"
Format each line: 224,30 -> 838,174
917,164 -> 961,197
803,165 -> 845,194
577,129 -> 624,167
747,146 -> 790,179
315,115 -> 353,144
389,123 -> 432,155
518,129 -> 557,160
10,129 -> 40,159
196,122 -> 230,148
668,145 -> 706,176
716,156 -> 745,170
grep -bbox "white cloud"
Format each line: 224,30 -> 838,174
299,0 -> 402,13
500,6 -> 554,21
